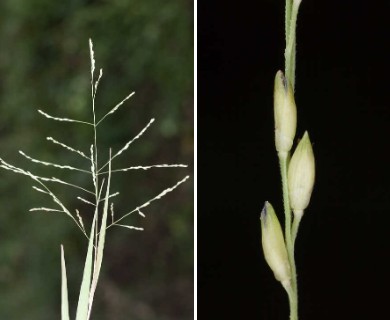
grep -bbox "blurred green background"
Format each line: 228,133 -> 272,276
0,0 -> 193,319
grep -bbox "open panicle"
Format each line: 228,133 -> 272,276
0,38 -> 189,320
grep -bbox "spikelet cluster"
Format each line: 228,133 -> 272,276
260,69 -> 315,285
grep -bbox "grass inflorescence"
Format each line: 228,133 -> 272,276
0,39 -> 189,320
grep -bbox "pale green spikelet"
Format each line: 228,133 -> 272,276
260,201 -> 291,286
274,70 -> 297,157
288,131 -> 315,215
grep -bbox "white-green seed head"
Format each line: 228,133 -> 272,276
274,70 -> 297,157
288,131 -> 315,212
260,202 -> 291,284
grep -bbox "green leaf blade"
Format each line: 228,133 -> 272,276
61,245 -> 70,320
75,214 -> 96,320
87,152 -> 112,319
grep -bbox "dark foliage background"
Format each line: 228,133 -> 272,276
199,0 -> 390,319
0,0 -> 193,319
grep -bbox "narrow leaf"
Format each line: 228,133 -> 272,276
87,151 -> 112,319
75,213 -> 96,320
61,245 -> 70,320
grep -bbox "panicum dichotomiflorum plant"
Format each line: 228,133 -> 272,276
0,39 -> 189,320
260,1 -> 315,319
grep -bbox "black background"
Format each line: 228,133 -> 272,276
198,0 -> 390,319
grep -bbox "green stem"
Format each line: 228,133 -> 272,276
278,153 -> 292,256
285,0 -> 293,44
279,1 -> 303,319
284,281 -> 298,320
91,71 -> 100,257
285,0 -> 301,91
292,210 -> 303,245
279,153 -> 298,318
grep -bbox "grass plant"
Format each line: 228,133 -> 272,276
0,39 -> 189,320
260,1 -> 315,320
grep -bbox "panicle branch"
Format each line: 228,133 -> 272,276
107,175 -> 190,228
47,137 -> 89,160
96,92 -> 135,126
38,110 -> 93,126
19,150 -> 90,173
98,163 -> 187,175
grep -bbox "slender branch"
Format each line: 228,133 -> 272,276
278,154 -> 293,258
98,192 -> 119,202
38,110 -> 93,126
96,92 -> 135,126
98,163 -> 187,175
0,158 -> 94,195
77,197 -> 95,206
30,207 -> 65,213
112,118 -> 155,159
39,176 -> 94,195
47,137 -> 89,160
106,175 -> 190,230
285,0 -> 293,44
278,153 -> 298,312
285,0 -> 302,91
98,118 -> 155,172
94,69 -> 103,99
283,281 -> 298,320
19,150 -> 90,173
291,210 -> 303,245
115,224 -> 144,231
279,3 -> 304,319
